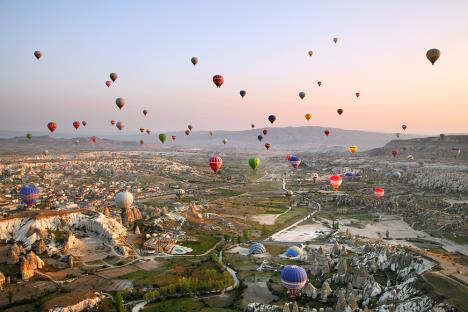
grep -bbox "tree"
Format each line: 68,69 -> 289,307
114,292 -> 125,312
385,229 -> 390,239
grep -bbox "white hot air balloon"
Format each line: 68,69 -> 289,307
115,191 -> 134,209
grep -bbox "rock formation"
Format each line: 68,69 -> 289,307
320,280 -> 332,302
63,231 -> 83,255
0,272 -> 5,289
20,251 -> 44,281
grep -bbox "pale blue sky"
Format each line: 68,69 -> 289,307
1,1 -> 467,135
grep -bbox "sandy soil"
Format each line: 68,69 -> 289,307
134,259 -> 161,271
270,223 -> 330,242
97,265 -> 139,278
226,246 -> 250,256
243,281 -> 278,303
251,214 -> 278,225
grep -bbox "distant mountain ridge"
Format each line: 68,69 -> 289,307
0,126 -> 426,155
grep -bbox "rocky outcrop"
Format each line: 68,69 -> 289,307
6,242 -> 23,264
0,271 -> 5,289
20,251 -> 44,281
47,292 -> 103,312
63,231 -> 83,255
320,280 -> 332,302
34,239 -> 47,255
123,207 -> 143,224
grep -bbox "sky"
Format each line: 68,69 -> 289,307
1,0 -> 468,135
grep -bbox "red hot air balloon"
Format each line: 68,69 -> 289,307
324,130 -> 330,136
337,109 -> 343,115
105,81 -> 112,88
329,175 -> 342,190
209,156 -> 223,173
172,135 -> 176,141
91,136 -> 97,144
110,120 -> 116,126
262,129 -> 268,135
265,143 -> 271,150
355,92 -> 360,98
374,188 -> 385,198
286,154 -> 292,161
47,122 -> 57,133
185,130 -> 190,136
213,75 -> 224,88
73,121 -> 80,130
392,149 -> 399,157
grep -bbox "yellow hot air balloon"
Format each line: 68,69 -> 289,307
308,50 -> 313,57
426,49 -> 440,65
305,113 -> 311,121
349,146 -> 358,154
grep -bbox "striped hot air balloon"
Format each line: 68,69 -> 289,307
209,156 -> 223,173
20,185 -> 40,207
329,175 -> 342,190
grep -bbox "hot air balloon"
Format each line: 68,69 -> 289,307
251,124 -> 255,129
47,122 -> 57,133
140,140 -> 144,145
176,189 -> 185,200
20,185 -> 40,207
299,92 -> 306,100
374,188 -> 385,198
440,133 -> 445,139
349,146 -> 358,154
426,49 -> 440,65
185,130 -> 190,136
34,51 -> 42,60
312,173 -> 319,183
355,92 -> 360,98
26,133 -> 32,140
264,143 -> 271,150
290,156 -> 301,169
305,113 -> 311,121
111,120 -> 116,126
329,175 -> 342,190
392,149 -> 399,157
159,133 -> 167,144
191,57 -> 198,66
115,97 -> 126,110
91,136 -> 97,144
143,110 -> 148,116
106,80 -> 112,88
286,154 -> 292,161
402,125 -> 407,130
396,133 -> 400,138
209,131 -> 213,136
257,135 -> 263,141
281,265 -> 307,298
390,170 -> 402,179
317,81 -> 322,87
240,90 -> 246,98
42,150 -> 49,156
333,37 -> 338,44
213,75 -> 224,88
73,121 -> 80,130
249,157 -> 260,171
337,109 -> 343,115
188,124 -> 193,131
222,138 -> 228,145
115,191 -> 133,209
262,129 -> 268,135
116,121 -> 125,131
172,135 -> 176,141
344,172 -> 354,181
324,130 -> 330,136
82,121 -> 87,127
268,115 -> 276,124
146,129 -> 151,135
139,128 -> 145,133
75,140 -> 80,145
110,73 -> 118,82
209,156 -> 222,173
308,50 -> 313,57
451,147 -> 461,158
407,155 -> 414,161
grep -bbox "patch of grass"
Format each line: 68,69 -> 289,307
213,188 -> 243,197
180,232 -> 219,255
422,272 -> 468,311
143,298 -> 205,311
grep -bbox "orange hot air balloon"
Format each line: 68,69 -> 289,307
213,75 -> 224,88
139,128 -> 145,133
374,188 -> 385,198
305,113 -> 311,121
47,122 -> 57,133
265,143 -> 271,150
337,109 -> 343,115
172,135 -> 176,141
209,156 -> 222,173
329,175 -> 342,190
72,121 -> 80,130
105,81 -> 112,88
140,140 -> 144,145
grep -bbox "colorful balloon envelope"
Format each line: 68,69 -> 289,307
402,125 -> 407,130
333,37 -> 338,44
329,175 -> 342,190
308,50 -> 313,57
324,130 -> 330,136
264,143 -> 271,150
47,122 -> 57,133
140,140 -> 144,145
426,49 -> 440,65
115,97 -> 126,110
146,129 -> 151,135
139,128 -> 145,133
116,121 -> 124,131
26,133 -> 32,140
290,156 -> 301,169
281,265 -> 307,298
209,156 -> 223,173
191,57 -> 198,66
110,120 -> 116,126
262,130 -> 268,136
172,135 -> 176,141
407,155 -> 414,161
110,72 -> 118,82
105,80 -> 112,88
209,131 -> 213,136
305,113 -> 311,121
222,138 -> 228,145
392,149 -> 399,157
73,121 -> 80,130
188,124 -> 193,131
159,133 -> 167,144
374,188 -> 385,198
34,51 -> 42,60
115,191 -> 134,209
286,154 -> 292,161
20,185 -> 39,207
213,75 -> 224,88
249,157 -> 260,170
451,147 -> 461,158
91,136 -> 97,144
349,146 -> 358,154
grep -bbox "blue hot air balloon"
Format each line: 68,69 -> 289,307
20,185 -> 39,207
249,242 -> 266,255
285,246 -> 303,258
289,156 -> 301,169
281,265 -> 308,297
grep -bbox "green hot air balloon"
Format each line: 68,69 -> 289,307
249,157 -> 260,171
159,133 -> 168,144
26,133 -> 32,140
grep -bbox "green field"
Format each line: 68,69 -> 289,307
422,272 -> 468,311
143,298 -> 238,311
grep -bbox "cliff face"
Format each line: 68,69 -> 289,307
0,211 -> 127,249
20,251 -> 44,280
